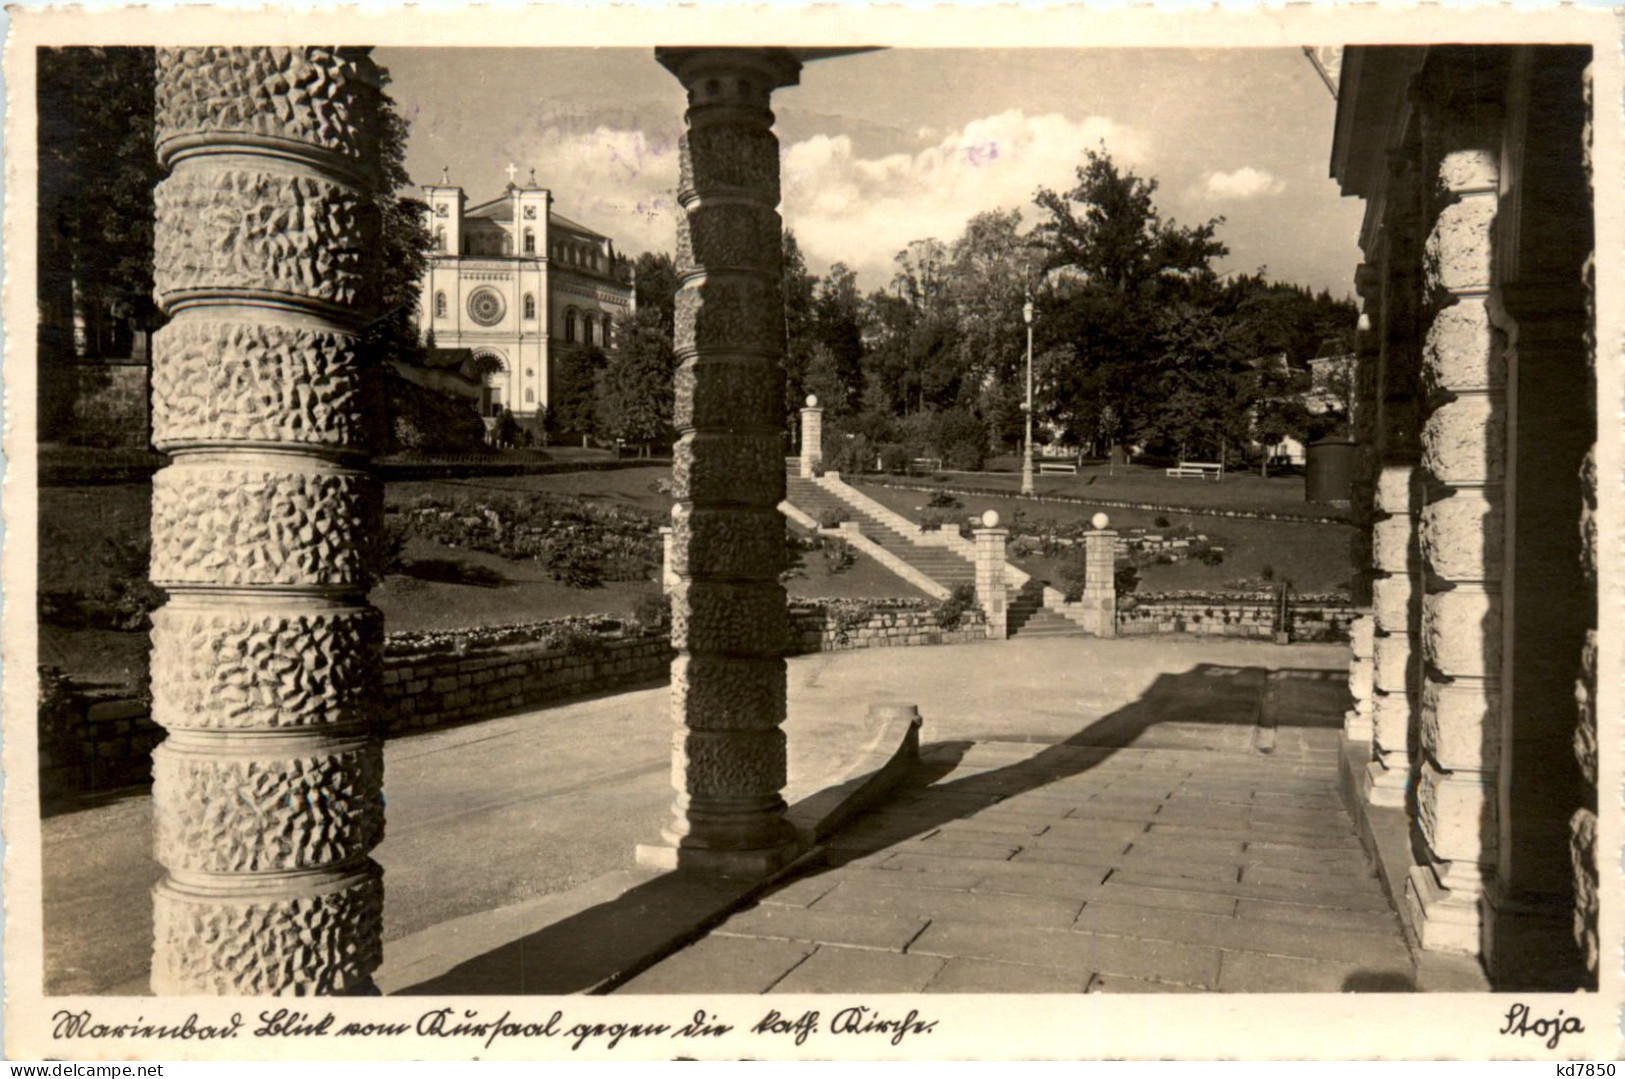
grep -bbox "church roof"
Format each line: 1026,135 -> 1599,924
460,191 -> 609,240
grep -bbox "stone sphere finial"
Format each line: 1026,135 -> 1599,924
806,394 -> 818,408
981,510 -> 1000,529
1091,512 -> 1110,530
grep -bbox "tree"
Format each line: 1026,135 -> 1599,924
632,251 -> 679,337
1034,148 -> 1227,296
596,307 -> 675,453
1251,352 -> 1312,477
37,47 -> 162,438
812,262 -> 866,412
548,347 -> 603,442
364,64 -> 435,380
781,230 -> 820,426
1032,148 -> 1230,450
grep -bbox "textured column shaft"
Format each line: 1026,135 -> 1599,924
1406,88 -> 1505,954
799,404 -> 823,477
1368,464 -> 1421,805
148,47 -> 385,994
973,527 -> 1009,639
1570,61 -> 1599,979
1344,264 -> 1381,742
655,48 -> 802,874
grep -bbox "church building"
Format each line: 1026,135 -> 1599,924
419,167 -> 634,420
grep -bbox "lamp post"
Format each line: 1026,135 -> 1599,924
1021,290 -> 1035,496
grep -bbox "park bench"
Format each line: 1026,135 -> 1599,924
910,456 -> 943,474
1165,461 -> 1224,480
1038,460 -> 1079,475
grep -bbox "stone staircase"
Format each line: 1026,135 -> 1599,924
783,462 -> 1092,638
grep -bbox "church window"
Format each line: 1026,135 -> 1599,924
523,293 -> 536,319
524,229 -> 535,255
435,203 -> 449,217
583,316 -> 595,346
434,291 -> 447,318
502,234 -> 513,255
434,227 -> 445,252
526,389 -> 536,403
523,206 -> 537,220
565,309 -> 578,343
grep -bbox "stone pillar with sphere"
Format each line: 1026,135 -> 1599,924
799,395 -> 823,477
147,46 -> 386,995
972,511 -> 1008,639
1083,513 -> 1118,637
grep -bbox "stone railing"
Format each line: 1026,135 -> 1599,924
1116,593 -> 1356,642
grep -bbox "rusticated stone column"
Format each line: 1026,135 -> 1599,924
972,513 -> 1009,640
1345,614 -> 1375,742
1405,78 -> 1505,954
645,47 -> 803,875
659,525 -> 676,593
148,47 -> 385,994
799,395 -> 823,478
1571,64 -> 1599,978
1367,463 -> 1420,806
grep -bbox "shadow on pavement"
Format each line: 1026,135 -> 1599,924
397,661 -> 1409,995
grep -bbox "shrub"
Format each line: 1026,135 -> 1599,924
631,592 -> 671,635
819,536 -> 856,574
878,442 -> 911,475
918,510 -> 949,532
926,491 -> 962,509
381,514 -> 413,575
1154,515 -> 1171,529
544,544 -> 603,589
38,665 -> 83,765
934,582 -> 981,630
1198,547 -> 1225,566
817,507 -> 847,529
1260,563 -> 1276,582
1057,549 -> 1091,602
1115,564 -> 1142,594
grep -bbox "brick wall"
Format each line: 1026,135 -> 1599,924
1116,598 -> 1355,642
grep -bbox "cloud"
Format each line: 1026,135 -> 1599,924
1195,166 -> 1286,201
507,122 -> 685,260
781,109 -> 1147,286
501,109 -> 1147,290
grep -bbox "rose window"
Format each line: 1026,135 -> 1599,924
468,288 -> 505,326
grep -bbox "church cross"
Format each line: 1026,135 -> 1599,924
505,162 -> 519,184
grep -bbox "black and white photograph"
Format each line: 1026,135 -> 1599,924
4,4 -> 1621,1062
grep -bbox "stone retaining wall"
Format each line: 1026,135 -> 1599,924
41,606 -> 987,795
854,477 -> 1348,525
1117,598 -> 1355,642
788,605 -> 986,654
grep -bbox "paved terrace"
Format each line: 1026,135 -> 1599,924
43,636 -> 1485,995
383,637 -> 1483,995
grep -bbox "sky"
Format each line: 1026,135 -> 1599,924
375,47 -> 1366,298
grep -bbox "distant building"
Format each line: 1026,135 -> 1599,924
419,167 -> 634,420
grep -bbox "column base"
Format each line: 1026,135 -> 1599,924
636,837 -> 805,879
1344,706 -> 1374,742
1405,864 -> 1485,954
1364,760 -> 1408,807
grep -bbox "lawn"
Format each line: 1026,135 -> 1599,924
945,457 -> 1340,517
39,467 -> 925,691
852,479 -> 1355,596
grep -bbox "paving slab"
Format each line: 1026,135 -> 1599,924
924,958 -> 1091,993
769,945 -> 946,993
